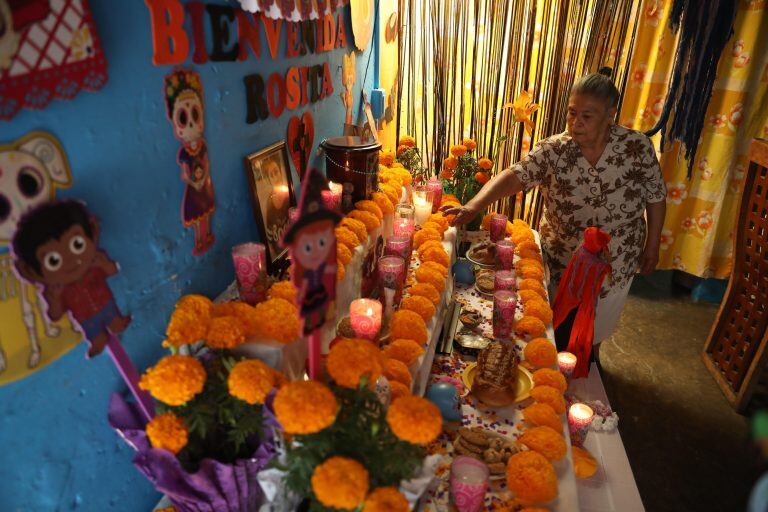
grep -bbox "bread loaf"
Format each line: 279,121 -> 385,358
472,341 -> 518,406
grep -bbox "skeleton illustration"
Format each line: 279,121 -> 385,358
341,52 -> 356,125
0,131 -> 72,372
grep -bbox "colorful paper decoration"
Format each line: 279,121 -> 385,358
0,131 -> 82,385
163,68 -> 216,256
350,0 -> 374,50
286,111 -> 314,180
238,0 -> 350,21
341,51 -> 356,125
0,0 -> 108,120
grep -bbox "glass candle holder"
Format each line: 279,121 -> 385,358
494,270 -> 516,291
378,256 -> 406,290
489,214 -> 508,242
396,203 -> 415,220
558,352 -> 577,380
231,243 -> 267,306
412,187 -> 434,226
492,290 -> 517,340
329,181 -> 343,207
393,217 -> 415,238
349,299 -> 383,340
321,190 -> 337,210
426,178 -> 443,213
385,236 -> 412,264
568,403 -> 595,447
495,240 -> 515,270
450,456 -> 489,512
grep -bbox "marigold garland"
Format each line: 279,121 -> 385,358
228,359 -> 281,405
355,200 -> 384,220
518,279 -> 548,300
519,265 -> 545,282
274,380 -> 338,434
450,144 -> 468,157
428,213 -> 449,231
341,217 -> 369,243
267,281 -> 297,303
522,402 -> 563,432
390,310 -> 428,344
518,289 -> 544,305
387,395 -> 442,444
380,183 -> 401,205
516,240 -> 541,255
371,192 -> 394,214
390,167 -> 413,186
382,338 -> 425,366
532,368 -> 567,393
517,257 -> 544,272
252,298 -> 300,343
516,316 -> 546,338
337,243 -> 352,265
421,260 -> 448,278
530,385 -> 566,414
506,451 -> 558,504
146,412 -> 189,454
389,380 -> 411,401
519,426 -> 567,462
524,338 -> 557,368
383,358 -> 413,388
176,294 -> 213,317
140,354 -> 206,406
337,264 -> 346,282
572,446 -> 598,478
420,246 -> 450,267
311,456 -> 370,509
524,300 -> 553,326
408,283 -> 441,306
326,338 -> 383,388
417,240 -> 445,259
363,487 -> 410,512
480,213 -> 495,231
348,209 -> 380,232
518,247 -> 544,263
415,265 -> 446,294
413,228 -> 443,249
400,295 -> 436,323
422,220 -> 447,235
511,229 -> 536,245
336,226 -> 361,250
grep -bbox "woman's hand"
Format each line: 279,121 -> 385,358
440,204 -> 481,227
639,242 -> 660,275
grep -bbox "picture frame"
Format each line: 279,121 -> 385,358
244,141 -> 297,274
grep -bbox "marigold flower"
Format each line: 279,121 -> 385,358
383,358 -> 413,388
511,228 -> 535,246
443,156 -> 459,171
519,426 -> 566,462
252,298 -> 300,343
520,508 -> 550,512
228,359 -> 281,405
390,310 -> 428,344
530,385 -> 566,414
387,395 -> 442,444
391,167 -> 413,186
428,213 -> 449,231
522,402 -> 563,432
524,299 -> 553,326
441,194 -> 460,205
532,368 -> 566,393
267,281 -> 297,303
389,380 -> 411,401
519,265 -> 544,282
378,171 -> 403,190
450,144 -> 468,157
165,306 -> 209,348
363,487 -> 410,512
371,192 -> 394,214
440,168 -> 454,180
478,157 -> 493,170
462,138 -> 477,151
524,338 -> 557,368
518,279 -> 548,300
382,338 -> 425,366
415,266 -> 446,293
408,283 -> 441,306
516,315 -> 546,339
380,183 -> 402,205
572,446 -> 598,478
337,243 -> 352,265
516,239 -> 541,255
311,456 -> 369,509
420,245 -> 450,267
327,338 -> 383,388
517,257 -> 544,272
422,260 -> 448,278
413,228 -> 443,249
391,162 -> 405,169
140,355 -> 206,406
379,150 -> 395,166
336,226 -> 362,250
176,294 -> 213,317
340,217 -> 369,243
506,451 -> 558,504
475,172 -> 491,184
480,213 -> 495,231
349,209 -> 381,232
146,412 -> 188,454
205,315 -> 246,349
355,200 -> 384,221
422,220 -> 447,236
396,144 -> 409,156
519,246 -> 543,262
401,295 -> 437,322
337,264 -> 346,282
399,135 -> 417,148
417,240 -> 445,259
518,289 -> 544,305
274,380 -> 338,434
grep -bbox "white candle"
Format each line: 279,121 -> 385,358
412,188 -> 433,226
557,351 -> 577,379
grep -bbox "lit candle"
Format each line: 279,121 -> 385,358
321,190 -> 336,210
231,243 -> 267,306
494,270 -> 516,291
495,240 -> 515,271
393,217 -> 415,238
426,178 -> 443,213
329,181 -> 343,207
557,351 -> 577,380
378,256 -> 406,289
412,187 -> 433,226
396,203 -> 415,220
349,299 -> 383,340
568,403 -> 595,447
489,214 -> 508,242
492,290 -> 517,340
385,236 -> 412,264
450,456 -> 489,512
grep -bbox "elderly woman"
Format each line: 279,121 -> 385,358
446,72 -> 667,356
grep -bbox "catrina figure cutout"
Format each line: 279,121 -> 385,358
164,68 -> 215,256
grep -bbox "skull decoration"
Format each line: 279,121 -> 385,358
171,91 -> 204,146
0,0 -> 19,71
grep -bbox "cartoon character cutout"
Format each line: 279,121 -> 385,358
341,52 -> 356,125
164,69 -> 215,256
12,200 -> 131,358
282,168 -> 341,334
0,131 -> 81,380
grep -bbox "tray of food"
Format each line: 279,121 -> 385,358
452,426 -> 519,479
473,269 -> 495,297
466,240 -> 496,268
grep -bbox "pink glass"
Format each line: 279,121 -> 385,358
494,270 -> 516,291
232,243 -> 267,306
492,290 -> 517,340
489,214 -> 508,242
558,351 -> 577,380
378,256 -> 406,289
450,456 -> 489,512
349,299 -> 383,340
568,403 -> 595,447
393,217 -> 415,237
288,207 -> 299,222
385,236 -> 412,264
426,178 -> 443,213
329,181 -> 343,207
495,239 -> 515,270
321,190 -> 337,210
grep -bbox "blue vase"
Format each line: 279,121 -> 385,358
453,259 -> 475,285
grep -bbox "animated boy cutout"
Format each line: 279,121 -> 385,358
12,200 -> 130,357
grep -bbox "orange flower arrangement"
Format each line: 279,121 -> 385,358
513,218 -> 531,229
450,144 -> 468,157
371,192 -> 394,214
348,210 -> 380,232
532,368 -> 567,393
516,316 -> 546,338
399,135 -> 417,148
140,354 -> 206,406
379,150 -> 395,166
176,294 -> 214,317
337,243 -> 352,266
390,309 -> 428,344
462,138 -> 477,151
341,217 -> 369,243
252,298 -> 300,343
383,358 -> 413,388
519,426 -> 567,462
408,282 -> 441,306
390,167 -> 413,186
506,451 -> 558,504
524,300 -> 553,326
420,245 -> 450,267
396,144 -> 409,156
311,456 -> 370,509
572,446 -> 598,478
214,302 -> 264,337
335,226 -> 361,250
531,385 -> 566,414
146,412 -> 189,454
518,265 -> 544,282
475,172 -> 490,184
522,402 -> 563,432
478,157 -> 493,170
413,228 -> 443,249
415,266 -> 446,293
428,212 -> 449,230
401,295 -> 437,322
378,171 -> 403,190
228,359 -> 282,405
165,307 -> 209,348
363,487 -> 410,512
389,380 -> 411,401
391,161 -> 405,169
440,168 -> 454,180
524,338 -> 557,368
421,260 -> 448,277
382,338 -> 425,365
386,395 -> 442,444
355,200 -> 384,221
268,281 -> 297,303
442,156 -> 459,170
326,338 -> 383,388
518,279 -> 548,300
274,380 -> 338,434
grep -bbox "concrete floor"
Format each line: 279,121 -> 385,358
598,272 -> 756,512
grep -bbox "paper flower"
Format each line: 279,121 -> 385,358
522,402 -> 563,432
383,358 -> 413,388
506,451 -> 557,504
355,200 -> 384,220
326,338 -> 383,388
400,295 -> 437,322
228,359 -> 282,405
146,412 -> 188,454
524,338 -> 557,368
532,368 -> 567,393
531,385 -> 566,414
252,298 -> 301,343
518,279 -> 548,300
450,144 -> 468,157
502,90 -> 541,135
382,338 -> 425,366
389,380 -> 411,401
341,217 -> 369,243
519,426 -> 566,461
390,310 -> 428,344
140,355 -> 206,406
572,446 -> 598,478
267,280 -> 298,303
363,487 -> 410,512
408,283 -> 441,306
387,395 -> 442,444
274,381 -> 338,434
516,315 -> 546,338
311,456 -> 370,509
415,266 -> 446,293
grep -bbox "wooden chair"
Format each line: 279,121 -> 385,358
703,139 -> 768,412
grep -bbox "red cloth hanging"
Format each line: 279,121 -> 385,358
552,227 -> 612,378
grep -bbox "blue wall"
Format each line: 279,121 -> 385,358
0,1 -> 373,510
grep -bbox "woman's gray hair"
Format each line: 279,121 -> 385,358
571,68 -> 619,108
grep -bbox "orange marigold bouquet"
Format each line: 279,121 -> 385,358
393,134 -> 428,184
439,137 -> 497,209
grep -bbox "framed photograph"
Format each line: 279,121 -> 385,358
244,141 -> 297,273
